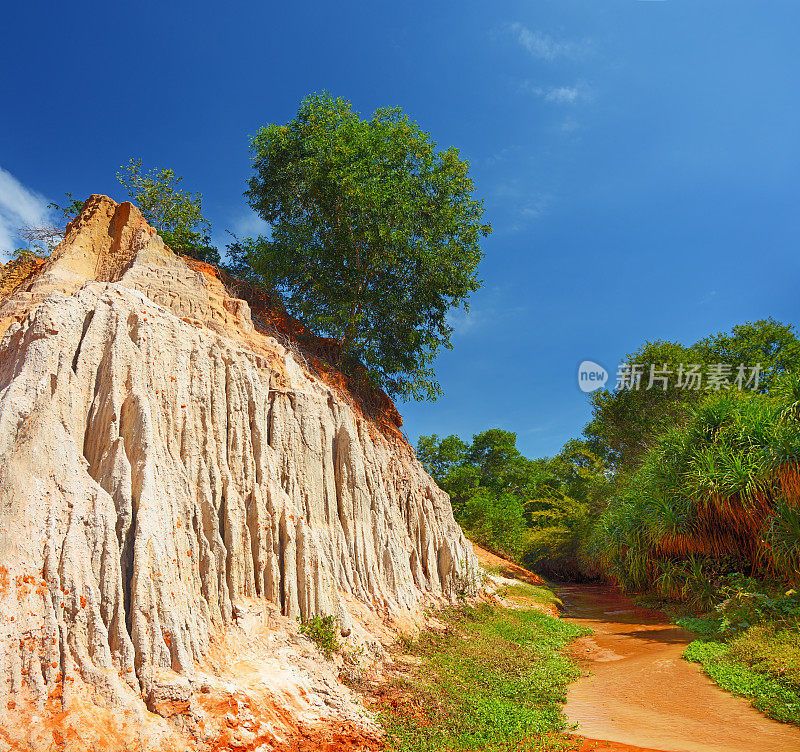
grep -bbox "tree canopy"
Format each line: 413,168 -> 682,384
244,93 -> 491,401
584,319 -> 800,475
117,159 -> 220,264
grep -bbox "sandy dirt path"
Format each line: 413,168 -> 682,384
561,585 -> 800,752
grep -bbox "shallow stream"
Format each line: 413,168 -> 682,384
560,585 -> 800,752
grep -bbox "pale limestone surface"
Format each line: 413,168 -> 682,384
0,195 -> 477,750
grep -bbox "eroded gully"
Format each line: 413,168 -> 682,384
560,585 -> 800,752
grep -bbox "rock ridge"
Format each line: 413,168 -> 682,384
0,195 -> 477,750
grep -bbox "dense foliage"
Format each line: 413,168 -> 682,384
244,93 -> 490,401
582,319 -> 800,598
417,430 -> 608,572
590,376 -> 800,594
421,319 -> 800,593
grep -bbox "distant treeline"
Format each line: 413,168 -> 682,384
419,318 -> 800,597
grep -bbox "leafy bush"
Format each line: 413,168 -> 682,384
676,614 -> 722,637
715,577 -> 800,636
728,625 -> 800,691
462,489 -> 528,560
298,614 -> 340,659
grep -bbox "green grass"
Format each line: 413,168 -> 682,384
498,582 -> 564,610
675,613 -> 722,637
683,627 -> 800,726
376,601 -> 589,751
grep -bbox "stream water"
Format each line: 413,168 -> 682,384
560,585 -> 800,752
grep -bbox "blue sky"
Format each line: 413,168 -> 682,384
2,1 -> 799,458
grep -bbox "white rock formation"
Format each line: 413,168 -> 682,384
0,196 -> 477,750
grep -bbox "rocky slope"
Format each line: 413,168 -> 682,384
0,195 -> 478,751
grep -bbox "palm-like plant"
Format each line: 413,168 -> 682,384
592,372 -> 800,596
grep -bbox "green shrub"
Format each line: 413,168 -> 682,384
298,614 -> 340,659
676,614 -> 722,637
728,625 -> 800,691
715,576 -> 800,636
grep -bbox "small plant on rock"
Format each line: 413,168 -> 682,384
298,614 -> 340,659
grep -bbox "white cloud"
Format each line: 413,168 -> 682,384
231,209 -> 271,238
519,194 -> 550,220
559,117 -> 581,134
0,167 -> 52,255
545,86 -> 580,104
519,81 -> 592,104
506,22 -> 591,62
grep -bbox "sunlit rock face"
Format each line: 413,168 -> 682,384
0,195 -> 477,750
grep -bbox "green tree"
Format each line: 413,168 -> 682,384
584,340 -> 698,474
585,321 -> 800,476
462,489 -> 528,560
695,318 -> 800,392
416,433 -> 469,484
47,192 -> 84,222
117,159 -> 220,264
245,93 -> 491,401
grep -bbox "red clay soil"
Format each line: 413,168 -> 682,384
561,585 -> 800,752
0,257 -> 46,298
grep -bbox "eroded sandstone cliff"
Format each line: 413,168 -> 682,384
0,195 -> 477,751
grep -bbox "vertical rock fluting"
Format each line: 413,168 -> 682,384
0,196 -> 477,744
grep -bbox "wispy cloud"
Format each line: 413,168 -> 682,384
0,167 -> 51,255
519,80 -> 592,104
490,182 -> 552,230
484,145 -> 524,167
519,195 -> 550,221
559,117 -> 581,134
505,22 -> 591,62
230,209 -> 271,238
448,288 -> 528,338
